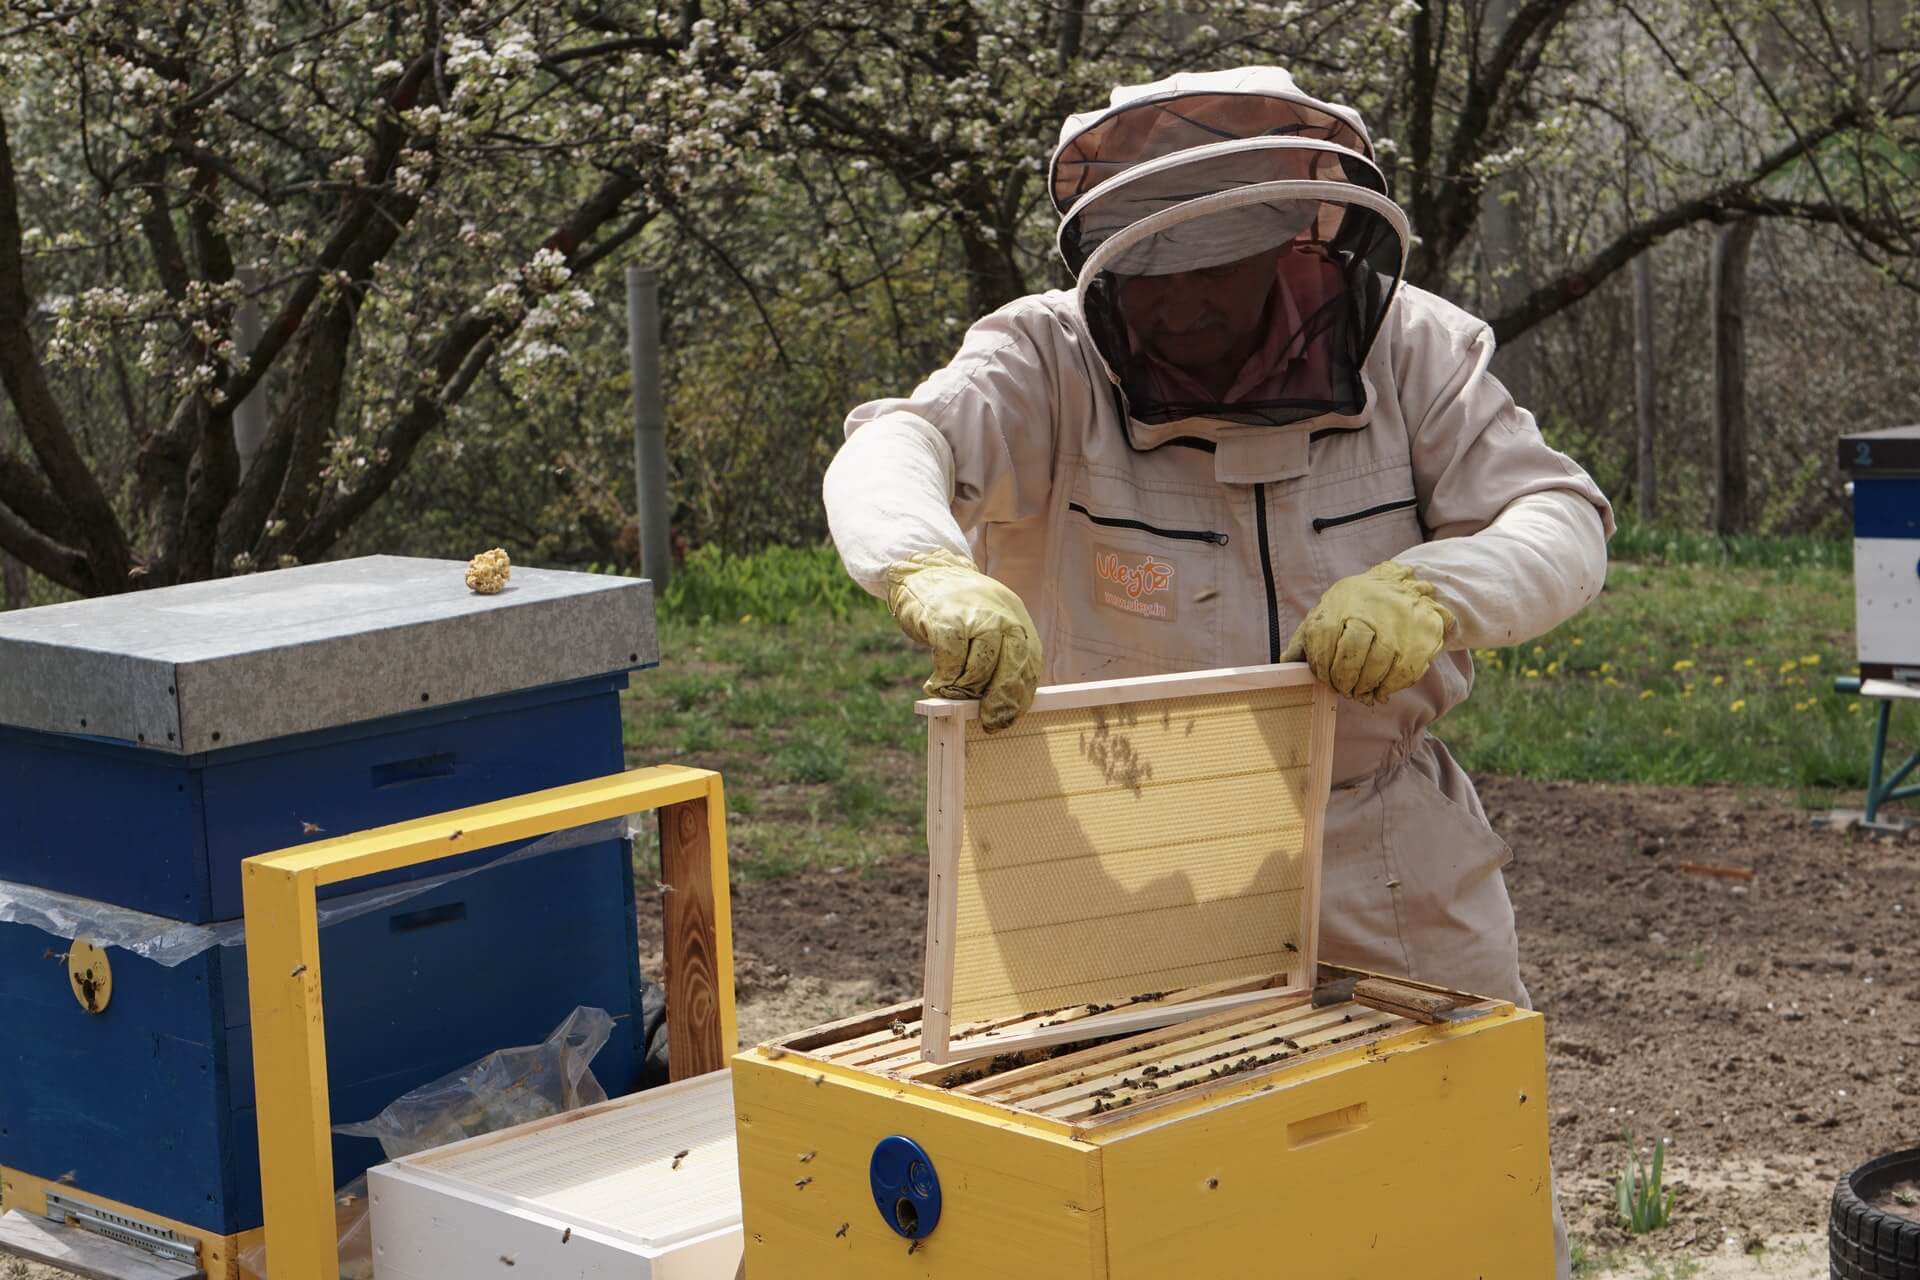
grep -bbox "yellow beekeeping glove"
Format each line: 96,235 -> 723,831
1280,561 -> 1455,705
885,549 -> 1042,733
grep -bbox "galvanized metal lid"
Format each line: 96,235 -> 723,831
0,555 -> 657,754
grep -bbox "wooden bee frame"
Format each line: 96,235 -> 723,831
915,664 -> 1337,1064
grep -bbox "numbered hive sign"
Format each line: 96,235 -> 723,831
916,664 -> 1337,1063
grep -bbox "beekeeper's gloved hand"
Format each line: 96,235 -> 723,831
885,549 -> 1042,733
1281,561 -> 1455,706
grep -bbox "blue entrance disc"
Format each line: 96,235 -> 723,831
869,1134 -> 942,1239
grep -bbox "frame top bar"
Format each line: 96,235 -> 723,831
916,661 -> 1318,720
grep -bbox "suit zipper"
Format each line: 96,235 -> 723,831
1068,502 -> 1229,545
1311,497 -> 1418,533
1255,482 -> 1280,662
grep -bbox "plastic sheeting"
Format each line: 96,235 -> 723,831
0,816 -> 638,967
239,1007 -> 615,1280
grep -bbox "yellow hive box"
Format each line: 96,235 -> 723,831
732,665 -> 1553,1278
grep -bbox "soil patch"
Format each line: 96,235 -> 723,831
1871,1178 -> 1920,1223
642,775 -> 1919,1268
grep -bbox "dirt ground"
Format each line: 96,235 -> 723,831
638,776 -> 1919,1278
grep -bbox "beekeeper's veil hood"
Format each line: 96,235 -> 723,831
1052,67 -> 1409,428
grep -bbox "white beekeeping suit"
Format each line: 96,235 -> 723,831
827,67 -> 1610,1279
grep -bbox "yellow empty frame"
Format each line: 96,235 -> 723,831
241,764 -> 736,1280
917,664 -> 1337,1062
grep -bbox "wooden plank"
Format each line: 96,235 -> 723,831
252,765 -> 714,885
1070,1008 -> 1436,1133
0,1211 -> 202,1280
241,858 -> 338,1280
938,986 -> 1303,1062
920,714 -> 965,1061
918,661 -> 1320,719
1020,1008 -> 1385,1118
956,994 -> 1307,1098
886,980 -> 1285,1084
701,776 -> 741,1064
662,796 -> 727,1078
1353,977 -> 1455,1024
769,998 -> 921,1053
1297,681 -> 1337,980
1005,1005 -> 1359,1110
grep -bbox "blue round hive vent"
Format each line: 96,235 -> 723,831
869,1134 -> 942,1239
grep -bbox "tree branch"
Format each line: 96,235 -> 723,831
0,110 -> 130,591
0,496 -> 89,592
1487,100 -> 1873,340
289,175 -> 652,561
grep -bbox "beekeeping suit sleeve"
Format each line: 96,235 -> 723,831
824,301 -> 1061,596
1387,310 -> 1614,650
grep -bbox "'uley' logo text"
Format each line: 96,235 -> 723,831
1093,547 -> 1177,621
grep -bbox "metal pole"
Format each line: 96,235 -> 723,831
1632,251 -> 1657,524
626,265 -> 671,590
234,267 -> 267,476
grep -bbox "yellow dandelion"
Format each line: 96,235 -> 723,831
1711,675 -> 1725,687
1603,676 -> 1622,688
1639,689 -> 1656,701
1849,702 -> 1862,714
1525,668 -> 1541,679
1778,659 -> 1798,674
1730,699 -> 1746,713
1743,658 -> 1757,668
1800,654 -> 1821,665
1546,661 -> 1561,676
1571,636 -> 1585,647
1532,645 -> 1546,658
1599,661 -> 1614,674
1672,659 -> 1695,672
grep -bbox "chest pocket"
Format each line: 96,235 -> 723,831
1051,490 -> 1228,680
1303,458 -> 1427,590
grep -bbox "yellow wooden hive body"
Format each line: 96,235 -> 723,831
731,665 -> 1555,1278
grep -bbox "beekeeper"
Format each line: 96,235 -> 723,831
824,67 -> 1609,1277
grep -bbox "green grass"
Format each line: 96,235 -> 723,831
1607,522 -> 1852,571
623,547 -> 928,880
1443,556 -> 1904,797
1616,1132 -> 1677,1234
623,539 -> 1909,880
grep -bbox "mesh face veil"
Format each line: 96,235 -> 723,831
1053,71 -> 1409,429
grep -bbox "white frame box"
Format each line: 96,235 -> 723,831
367,1071 -> 741,1279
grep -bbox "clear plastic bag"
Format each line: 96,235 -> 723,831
333,1004 -> 614,1158
238,1006 -> 614,1277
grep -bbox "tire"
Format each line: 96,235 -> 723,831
1830,1148 -> 1920,1279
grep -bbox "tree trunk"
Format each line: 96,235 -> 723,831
1711,217 -> 1758,535
0,550 -> 23,608
1478,0 -> 1533,407
1632,250 -> 1657,524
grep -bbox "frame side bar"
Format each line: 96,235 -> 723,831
242,859 -> 335,1280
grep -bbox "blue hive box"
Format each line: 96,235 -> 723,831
0,556 -> 660,1241
1839,425 -> 1920,681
